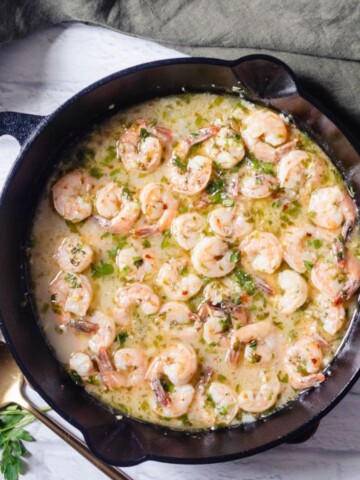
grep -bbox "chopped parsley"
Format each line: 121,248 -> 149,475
90,261 -> 114,278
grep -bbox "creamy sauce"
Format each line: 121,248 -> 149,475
30,93 -> 360,430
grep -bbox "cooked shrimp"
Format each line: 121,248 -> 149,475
208,205 -> 253,239
116,245 -> 156,281
168,126 -> 218,195
203,126 -> 245,169
311,260 -> 345,300
334,254 -> 360,303
155,302 -> 200,341
116,120 -> 172,172
94,182 -> 140,234
226,320 -> 272,365
88,311 -> 116,354
203,277 -> 242,305
277,150 -> 324,191
284,337 -> 325,390
191,237 -> 236,278
157,258 -> 202,300
150,383 -> 195,418
135,183 -> 178,236
55,235 -> 93,273
95,347 -> 128,389
309,186 -> 357,238
49,271 -> 93,324
69,352 -> 96,378
237,370 -> 281,413
240,231 -> 283,274
52,170 -> 94,222
200,303 -> 231,348
207,382 -> 239,424
146,342 -> 197,386
277,270 -> 308,314
241,110 -> 293,163
171,213 -> 206,250
314,294 -> 345,336
282,225 -> 332,274
114,283 -> 160,315
113,348 -> 148,386
239,167 -> 278,199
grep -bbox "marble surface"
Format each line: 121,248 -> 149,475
0,21 -> 360,480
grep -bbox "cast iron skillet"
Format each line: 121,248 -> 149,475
0,54 -> 360,466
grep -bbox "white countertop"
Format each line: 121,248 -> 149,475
0,22 -> 360,480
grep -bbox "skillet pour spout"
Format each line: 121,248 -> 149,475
0,54 -> 360,465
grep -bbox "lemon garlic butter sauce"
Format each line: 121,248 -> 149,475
30,93 -> 360,430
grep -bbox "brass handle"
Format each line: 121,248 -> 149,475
18,392 -> 132,480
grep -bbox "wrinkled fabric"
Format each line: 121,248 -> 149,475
0,0 -> 359,134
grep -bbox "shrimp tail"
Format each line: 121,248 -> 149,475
196,366 -> 213,394
289,372 -> 325,390
254,277 -> 275,295
150,378 -> 170,407
342,219 -> 354,243
225,344 -> 240,366
187,126 -> 219,147
67,319 -> 99,334
274,139 -> 298,161
334,278 -> 360,303
135,225 -> 160,237
331,237 -> 345,269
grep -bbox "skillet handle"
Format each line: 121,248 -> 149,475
0,111 -> 44,146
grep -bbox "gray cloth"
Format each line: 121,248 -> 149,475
1,0 -> 359,136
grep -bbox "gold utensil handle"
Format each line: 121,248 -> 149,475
17,394 -> 132,480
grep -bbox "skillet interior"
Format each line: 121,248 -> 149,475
0,55 -> 360,466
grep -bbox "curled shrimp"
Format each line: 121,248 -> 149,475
114,283 -> 160,316
277,150 -> 325,191
113,348 -> 148,387
191,237 -> 236,278
198,303 -> 232,348
155,302 -> 200,342
116,245 -> 157,281
168,126 -> 218,195
135,183 -> 178,236
49,271 -> 93,324
203,277 -> 242,305
88,311 -> 116,354
240,231 -> 283,274
284,337 -> 325,390
69,352 -> 96,378
309,186 -> 357,239
116,120 -> 172,172
207,382 -> 239,424
150,383 -> 195,418
52,170 -> 94,223
241,110 -> 294,163
208,205 -> 253,240
226,320 -> 272,365
146,342 -> 198,386
277,270 -> 308,314
282,225 -> 332,274
171,213 -> 206,250
55,235 -> 93,273
237,370 -> 281,413
203,126 -> 245,169
94,182 -> 140,234
239,165 -> 278,199
314,294 -> 345,336
312,257 -> 360,302
157,258 -> 202,301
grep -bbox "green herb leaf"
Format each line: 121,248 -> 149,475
233,268 -> 255,295
89,167 -> 104,179
206,179 -> 225,195
139,128 -> 150,139
0,405 -> 37,480
90,261 -> 114,278
161,230 -> 172,249
303,260 -> 313,272
116,332 -> 129,346
246,154 -> 274,175
172,155 -> 186,172
230,251 -> 240,263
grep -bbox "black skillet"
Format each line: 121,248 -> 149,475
0,54 -> 360,466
